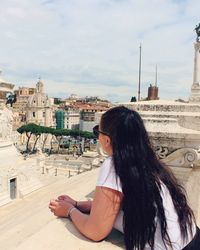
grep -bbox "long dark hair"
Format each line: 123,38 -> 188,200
100,106 -> 195,250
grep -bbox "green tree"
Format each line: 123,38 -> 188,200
31,125 -> 44,153
130,96 -> 137,102
17,124 -> 96,155
80,131 -> 94,139
17,123 -> 39,153
41,127 -> 54,151
53,129 -> 64,153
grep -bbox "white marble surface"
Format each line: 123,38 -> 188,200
0,169 -> 124,250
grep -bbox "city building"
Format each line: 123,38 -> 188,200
26,79 -> 53,127
12,87 -> 36,128
13,87 -> 36,109
59,95 -> 112,132
14,86 -> 36,97
55,110 -> 65,129
64,108 -> 80,130
79,105 -> 109,132
55,108 -> 80,130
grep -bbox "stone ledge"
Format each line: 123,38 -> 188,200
14,220 -> 124,250
0,165 -> 199,250
0,168 -> 124,250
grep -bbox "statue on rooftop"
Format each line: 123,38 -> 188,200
0,106 -> 13,140
194,23 -> 200,41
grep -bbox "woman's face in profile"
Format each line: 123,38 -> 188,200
99,123 -> 113,156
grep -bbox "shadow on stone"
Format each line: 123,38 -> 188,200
60,218 -> 92,242
104,228 -> 124,249
60,218 -> 124,249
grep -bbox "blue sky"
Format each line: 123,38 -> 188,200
0,0 -> 200,102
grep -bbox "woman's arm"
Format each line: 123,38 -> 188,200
49,186 -> 123,241
76,200 -> 92,213
68,186 -> 123,241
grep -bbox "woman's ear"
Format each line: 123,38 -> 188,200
105,136 -> 111,146
106,136 -> 112,149
104,136 -> 113,156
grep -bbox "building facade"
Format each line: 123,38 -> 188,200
12,87 -> 36,128
26,80 -> 53,127
79,106 -> 109,132
64,109 -> 80,130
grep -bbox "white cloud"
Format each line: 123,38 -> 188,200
0,0 -> 200,102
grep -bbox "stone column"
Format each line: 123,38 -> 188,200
189,41 -> 200,102
193,42 -> 200,86
45,108 -> 51,127
44,107 -> 52,148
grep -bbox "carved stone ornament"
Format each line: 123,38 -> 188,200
162,148 -> 200,168
155,146 -> 169,159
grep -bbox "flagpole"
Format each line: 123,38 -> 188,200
138,43 -> 142,101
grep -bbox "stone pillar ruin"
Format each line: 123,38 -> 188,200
189,41 -> 200,102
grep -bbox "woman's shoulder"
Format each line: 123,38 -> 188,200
99,156 -> 115,175
97,156 -> 122,192
102,156 -> 113,165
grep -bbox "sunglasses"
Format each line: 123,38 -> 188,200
93,125 -> 109,138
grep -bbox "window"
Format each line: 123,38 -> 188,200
33,112 -> 35,117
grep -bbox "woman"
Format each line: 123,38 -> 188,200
49,106 -> 199,250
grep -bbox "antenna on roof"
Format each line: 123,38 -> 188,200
155,64 -> 158,87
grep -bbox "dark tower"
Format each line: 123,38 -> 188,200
147,85 -> 159,100
147,65 -> 159,100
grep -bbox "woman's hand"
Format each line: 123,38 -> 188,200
49,199 -> 74,218
57,195 -> 76,206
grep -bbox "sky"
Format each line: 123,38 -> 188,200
0,0 -> 200,103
